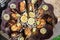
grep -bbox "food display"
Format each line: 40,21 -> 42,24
10,3 -> 16,9
0,0 -> 58,40
18,36 -> 24,40
28,18 -> 35,25
40,28 -> 47,34
29,12 -> 35,18
21,15 -> 28,23
42,5 -> 48,11
24,27 -> 32,37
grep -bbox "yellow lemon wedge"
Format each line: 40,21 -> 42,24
29,12 -> 35,18
40,28 -> 47,35
11,24 -> 18,31
24,27 -> 31,36
21,16 -> 27,23
42,5 -> 48,11
28,18 -> 35,25
18,36 -> 24,40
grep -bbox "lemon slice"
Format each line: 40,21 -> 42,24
40,28 -> 47,34
18,36 -> 24,40
42,5 -> 48,11
3,14 -> 10,21
29,12 -> 35,18
10,3 -> 16,9
21,16 -> 27,23
28,18 -> 35,25
31,0 -> 37,4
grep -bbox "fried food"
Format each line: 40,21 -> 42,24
11,13 -> 18,20
16,23 -> 22,31
11,11 -> 20,20
11,23 -> 21,31
20,1 -> 26,12
18,36 -> 24,40
37,19 -> 46,29
40,19 -> 46,26
24,27 -> 31,36
11,24 -> 18,31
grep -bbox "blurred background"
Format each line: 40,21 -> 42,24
44,0 -> 60,40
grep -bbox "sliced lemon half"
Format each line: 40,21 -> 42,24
21,15 -> 27,23
29,12 -> 35,18
40,28 -> 47,35
42,5 -> 48,11
28,18 -> 35,25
